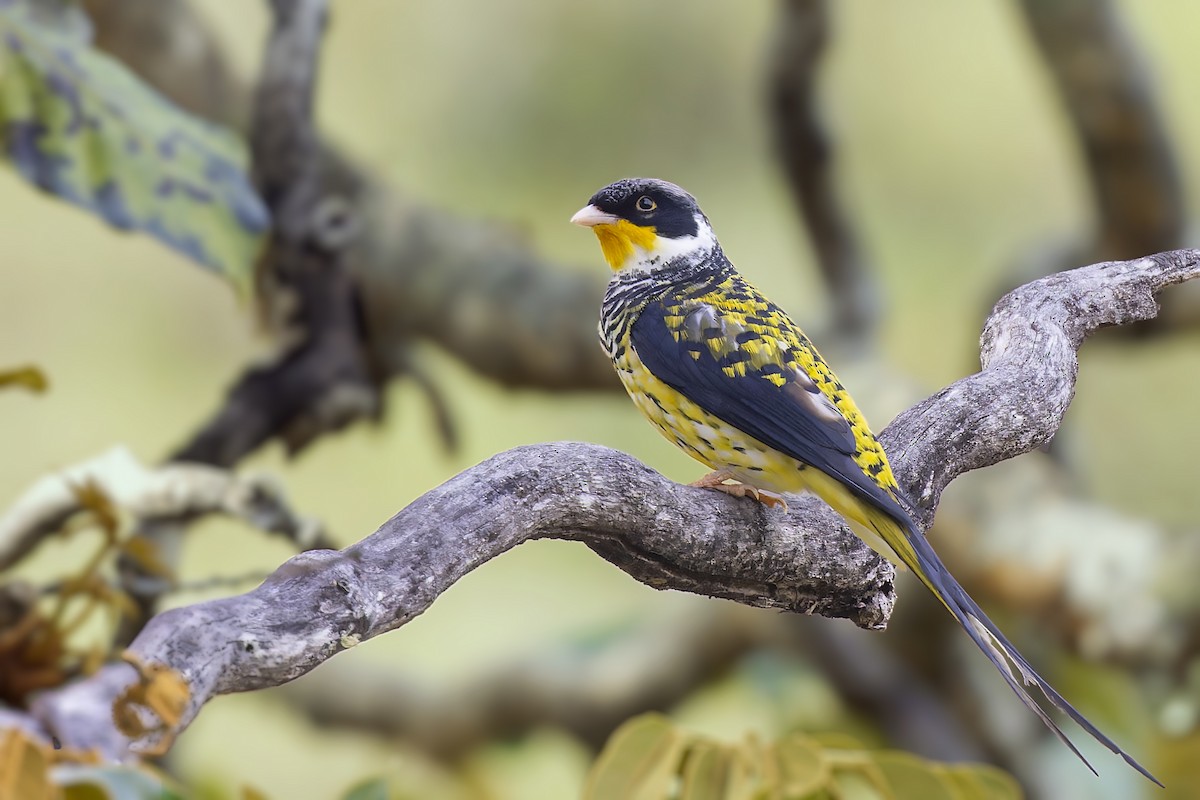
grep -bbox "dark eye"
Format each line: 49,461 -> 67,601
635,195 -> 657,213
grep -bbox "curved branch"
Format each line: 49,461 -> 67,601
28,248 -> 1200,758
881,250 -> 1200,525
38,444 -> 890,757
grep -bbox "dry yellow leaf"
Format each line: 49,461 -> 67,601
0,727 -> 59,800
112,652 -> 190,756
0,365 -> 48,393
68,480 -> 120,538
118,537 -> 176,581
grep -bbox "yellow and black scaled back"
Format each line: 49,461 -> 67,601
572,177 -> 1157,785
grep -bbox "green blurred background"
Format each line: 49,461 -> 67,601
4,1 -> 1200,798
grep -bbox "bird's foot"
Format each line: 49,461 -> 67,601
689,472 -> 788,512
689,470 -> 735,489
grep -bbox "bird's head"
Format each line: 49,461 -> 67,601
571,178 -> 716,273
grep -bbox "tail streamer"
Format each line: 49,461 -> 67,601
868,510 -> 1161,786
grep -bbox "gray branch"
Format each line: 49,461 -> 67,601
882,250 -> 1200,526
24,249 -> 1200,759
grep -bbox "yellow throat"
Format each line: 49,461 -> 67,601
592,220 -> 658,269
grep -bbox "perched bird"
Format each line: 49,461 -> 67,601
572,177 -> 1158,784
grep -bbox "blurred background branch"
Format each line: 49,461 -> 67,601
769,0 -> 878,344
0,446 -> 325,574
1008,0 -> 1200,338
83,0 -> 619,403
177,0 -> 374,467
1017,0 -> 1183,263
276,606 -> 777,759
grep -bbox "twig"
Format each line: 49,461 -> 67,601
0,446 -> 326,573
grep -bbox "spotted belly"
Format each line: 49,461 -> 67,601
616,354 -> 815,495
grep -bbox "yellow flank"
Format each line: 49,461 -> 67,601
614,272 -> 899,501
592,221 -> 658,270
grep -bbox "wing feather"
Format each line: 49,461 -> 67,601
630,296 -> 901,516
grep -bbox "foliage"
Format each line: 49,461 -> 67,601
0,480 -> 169,707
583,714 -> 1023,800
340,778 -> 392,800
111,653 -> 190,757
56,764 -> 186,800
0,0 -> 266,294
0,726 -> 186,800
0,726 -> 55,800
0,734 -> 421,800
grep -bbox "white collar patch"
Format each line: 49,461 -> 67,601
617,214 -> 717,276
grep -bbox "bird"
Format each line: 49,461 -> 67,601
572,177 -> 1159,785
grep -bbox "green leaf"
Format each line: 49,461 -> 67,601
938,764 -> 1023,800
0,0 -> 267,294
583,713 -> 687,800
772,732 -> 831,797
679,740 -> 758,800
827,752 -> 896,800
828,768 -> 891,800
587,717 -> 1022,800
341,777 -> 390,800
867,752 -> 1023,800
869,752 -> 960,800
56,763 -> 184,800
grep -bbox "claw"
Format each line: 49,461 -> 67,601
690,474 -> 788,513
750,488 -> 788,512
689,470 -> 734,489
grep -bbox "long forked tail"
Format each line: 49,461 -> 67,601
866,509 -> 1162,786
